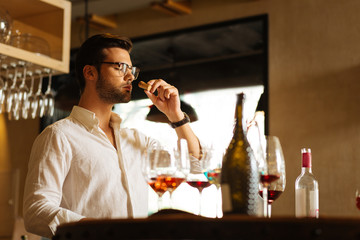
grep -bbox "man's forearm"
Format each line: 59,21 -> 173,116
174,123 -> 201,159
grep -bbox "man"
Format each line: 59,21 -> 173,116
23,33 -> 202,238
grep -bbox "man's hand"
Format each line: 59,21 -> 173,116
144,79 -> 183,122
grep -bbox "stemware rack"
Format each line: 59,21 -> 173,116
0,0 -> 71,75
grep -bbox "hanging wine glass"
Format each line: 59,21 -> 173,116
34,69 -> 45,118
0,63 -> 6,113
0,55 -> 7,108
25,71 -> 36,119
0,8 -> 12,44
7,62 -> 21,120
17,61 -> 30,119
43,68 -> 54,117
1,64 -> 11,114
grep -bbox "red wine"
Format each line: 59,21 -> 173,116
356,196 -> 360,210
148,177 -> 167,197
260,174 -> 280,185
259,190 -> 283,204
187,181 -> 211,192
164,177 -> 185,193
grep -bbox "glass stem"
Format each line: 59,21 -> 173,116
169,191 -> 173,209
157,195 -> 163,212
267,203 -> 272,218
262,186 -> 268,217
216,186 -> 223,218
198,190 -> 203,216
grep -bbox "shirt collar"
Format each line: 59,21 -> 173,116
70,106 -> 123,132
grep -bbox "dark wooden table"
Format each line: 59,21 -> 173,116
53,210 -> 360,240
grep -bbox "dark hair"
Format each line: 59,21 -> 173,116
75,33 -> 133,94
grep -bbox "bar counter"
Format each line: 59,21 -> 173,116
53,210 -> 360,240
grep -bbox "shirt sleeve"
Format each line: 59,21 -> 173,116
23,126 -> 85,238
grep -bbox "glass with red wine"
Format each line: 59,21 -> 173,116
201,146 -> 223,218
186,173 -> 211,215
356,189 -> 360,210
259,136 -> 286,217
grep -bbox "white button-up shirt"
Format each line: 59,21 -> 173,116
23,106 -> 157,238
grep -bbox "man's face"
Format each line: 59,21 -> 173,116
95,47 -> 135,104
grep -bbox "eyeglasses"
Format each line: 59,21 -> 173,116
101,62 -> 140,80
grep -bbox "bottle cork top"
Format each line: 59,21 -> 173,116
301,148 -> 312,168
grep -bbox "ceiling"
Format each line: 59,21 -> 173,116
70,0 -> 155,20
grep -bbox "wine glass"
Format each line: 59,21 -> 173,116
7,62 -> 21,120
34,69 -> 45,118
143,144 -> 184,211
43,68 -> 54,117
201,146 -> 223,218
259,136 -> 286,218
166,139 -> 190,206
143,145 -> 168,211
17,61 -> 29,119
1,66 -> 11,114
355,189 -> 360,211
26,71 -> 36,119
0,55 -> 6,108
186,173 -> 211,216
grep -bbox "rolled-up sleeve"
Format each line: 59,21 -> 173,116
23,127 -> 84,238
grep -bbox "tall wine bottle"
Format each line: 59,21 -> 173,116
295,148 -> 319,218
221,93 -> 259,215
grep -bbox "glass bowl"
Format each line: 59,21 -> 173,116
10,33 -> 51,57
0,8 -> 12,44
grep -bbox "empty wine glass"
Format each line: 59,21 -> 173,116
1,67 -> 11,113
34,69 -> 45,118
0,64 -> 6,113
43,68 -> 54,117
0,55 -> 6,107
259,136 -> 286,218
26,71 -> 36,119
18,61 -> 30,119
7,62 -> 21,120
0,8 -> 12,44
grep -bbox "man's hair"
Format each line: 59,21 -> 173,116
75,33 -> 133,94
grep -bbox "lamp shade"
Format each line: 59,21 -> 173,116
146,100 -> 198,123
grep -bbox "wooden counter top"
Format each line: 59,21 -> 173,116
54,210 -> 360,240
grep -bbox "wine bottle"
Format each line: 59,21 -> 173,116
221,93 -> 259,215
295,148 -> 319,218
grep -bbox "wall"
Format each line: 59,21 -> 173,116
2,2 -> 359,238
74,0 -> 360,217
0,115 -> 39,239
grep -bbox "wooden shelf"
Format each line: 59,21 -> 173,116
1,0 -> 71,74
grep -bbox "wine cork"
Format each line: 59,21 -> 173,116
138,81 -> 151,91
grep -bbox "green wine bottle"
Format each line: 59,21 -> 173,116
221,93 -> 259,215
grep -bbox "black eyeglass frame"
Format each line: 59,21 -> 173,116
101,61 -> 140,80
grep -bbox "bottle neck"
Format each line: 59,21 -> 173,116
301,166 -> 313,174
234,94 -> 247,135
235,105 -> 247,134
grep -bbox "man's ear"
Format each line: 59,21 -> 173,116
83,65 -> 98,81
